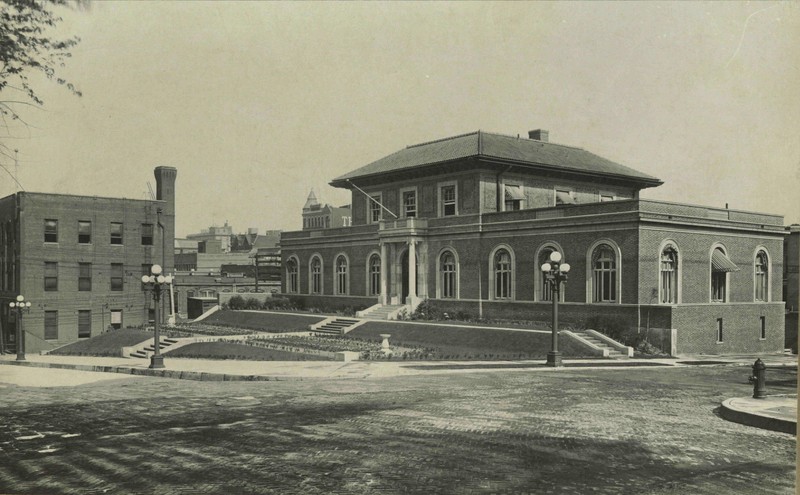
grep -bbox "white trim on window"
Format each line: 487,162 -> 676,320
436,247 -> 460,299
709,243 -> 732,303
753,246 -> 771,302
367,192 -> 383,224
308,254 -> 324,295
586,239 -> 622,304
438,180 -> 458,217
657,239 -> 682,305
365,251 -> 381,297
285,255 -> 300,293
399,186 -> 418,218
488,244 -> 516,300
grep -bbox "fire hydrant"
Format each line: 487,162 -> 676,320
748,358 -> 767,399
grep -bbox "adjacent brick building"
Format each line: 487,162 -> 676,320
0,167 -> 177,354
280,129 -> 785,355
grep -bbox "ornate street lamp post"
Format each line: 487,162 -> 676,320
9,295 -> 31,361
141,264 -> 173,369
541,251 -> 570,367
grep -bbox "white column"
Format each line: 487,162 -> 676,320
380,242 -> 388,305
408,238 -> 417,300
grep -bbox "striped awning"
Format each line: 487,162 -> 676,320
505,184 -> 525,200
556,191 -> 576,205
712,250 -> 739,272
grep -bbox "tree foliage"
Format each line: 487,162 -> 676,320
0,0 -> 83,126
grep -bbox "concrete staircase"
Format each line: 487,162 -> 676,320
310,317 -> 364,336
357,304 -> 408,321
128,337 -> 180,359
571,331 -> 631,359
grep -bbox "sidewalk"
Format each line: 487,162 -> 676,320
720,395 -> 797,435
1,352 -> 795,382
0,353 -> 683,382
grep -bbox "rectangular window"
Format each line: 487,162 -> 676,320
600,194 -> 615,202
441,185 -> 456,216
110,263 -> 123,291
716,318 -> 723,343
760,316 -> 766,340
141,223 -> 154,245
78,310 -> 91,338
44,311 -> 58,340
505,184 -> 525,211
368,194 -> 382,223
110,309 -> 123,330
110,222 -> 123,245
78,221 -> 91,244
44,219 -> 58,243
402,190 -> 417,218
78,263 -> 92,291
44,262 -> 58,291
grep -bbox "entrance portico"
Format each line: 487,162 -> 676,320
377,218 -> 428,309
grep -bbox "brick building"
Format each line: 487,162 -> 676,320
0,166 -> 177,354
302,190 -> 352,229
280,129 -> 785,355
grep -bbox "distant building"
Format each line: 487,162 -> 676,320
785,225 -> 799,351
186,222 -> 234,253
281,128 -> 785,355
302,190 -> 352,230
0,167 -> 177,353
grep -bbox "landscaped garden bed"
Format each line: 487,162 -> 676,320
49,328 -> 154,357
167,342 -> 332,361
198,310 -> 326,333
346,322 -> 595,360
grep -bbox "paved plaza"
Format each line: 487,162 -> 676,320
0,361 -> 795,494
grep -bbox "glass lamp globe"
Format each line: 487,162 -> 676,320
560,263 -> 571,273
156,275 -> 166,284
141,275 -> 150,284
151,264 -> 163,276
16,295 -> 24,302
541,262 -> 552,273
8,302 -> 14,308
25,302 -> 31,307
549,251 -> 562,263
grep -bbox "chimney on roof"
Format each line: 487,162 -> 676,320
528,129 -> 549,142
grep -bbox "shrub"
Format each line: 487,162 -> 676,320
244,297 -> 262,310
227,295 -> 246,310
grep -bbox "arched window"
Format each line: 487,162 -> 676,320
660,246 -> 678,304
368,254 -> 381,296
494,249 -> 512,299
335,255 -> 348,295
755,250 -> 769,302
286,257 -> 298,293
440,251 -> 457,299
711,246 -> 738,302
310,256 -> 322,294
592,244 -> 616,303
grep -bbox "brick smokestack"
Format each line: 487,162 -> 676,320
154,166 -> 177,273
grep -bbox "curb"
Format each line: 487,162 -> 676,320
719,397 -> 796,435
0,360 -> 304,382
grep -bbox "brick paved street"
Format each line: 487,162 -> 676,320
0,364 -> 795,494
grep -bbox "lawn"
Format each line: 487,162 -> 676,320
346,321 -> 594,359
167,342 -> 332,361
49,328 -> 153,357
198,310 -> 326,333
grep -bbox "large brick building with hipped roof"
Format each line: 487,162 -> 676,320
280,129 -> 785,355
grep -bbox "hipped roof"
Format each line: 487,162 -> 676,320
330,131 -> 662,188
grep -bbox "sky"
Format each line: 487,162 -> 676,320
2,1 -> 798,237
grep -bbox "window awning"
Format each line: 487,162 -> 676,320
504,184 -> 525,200
556,191 -> 576,204
712,250 -> 739,272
